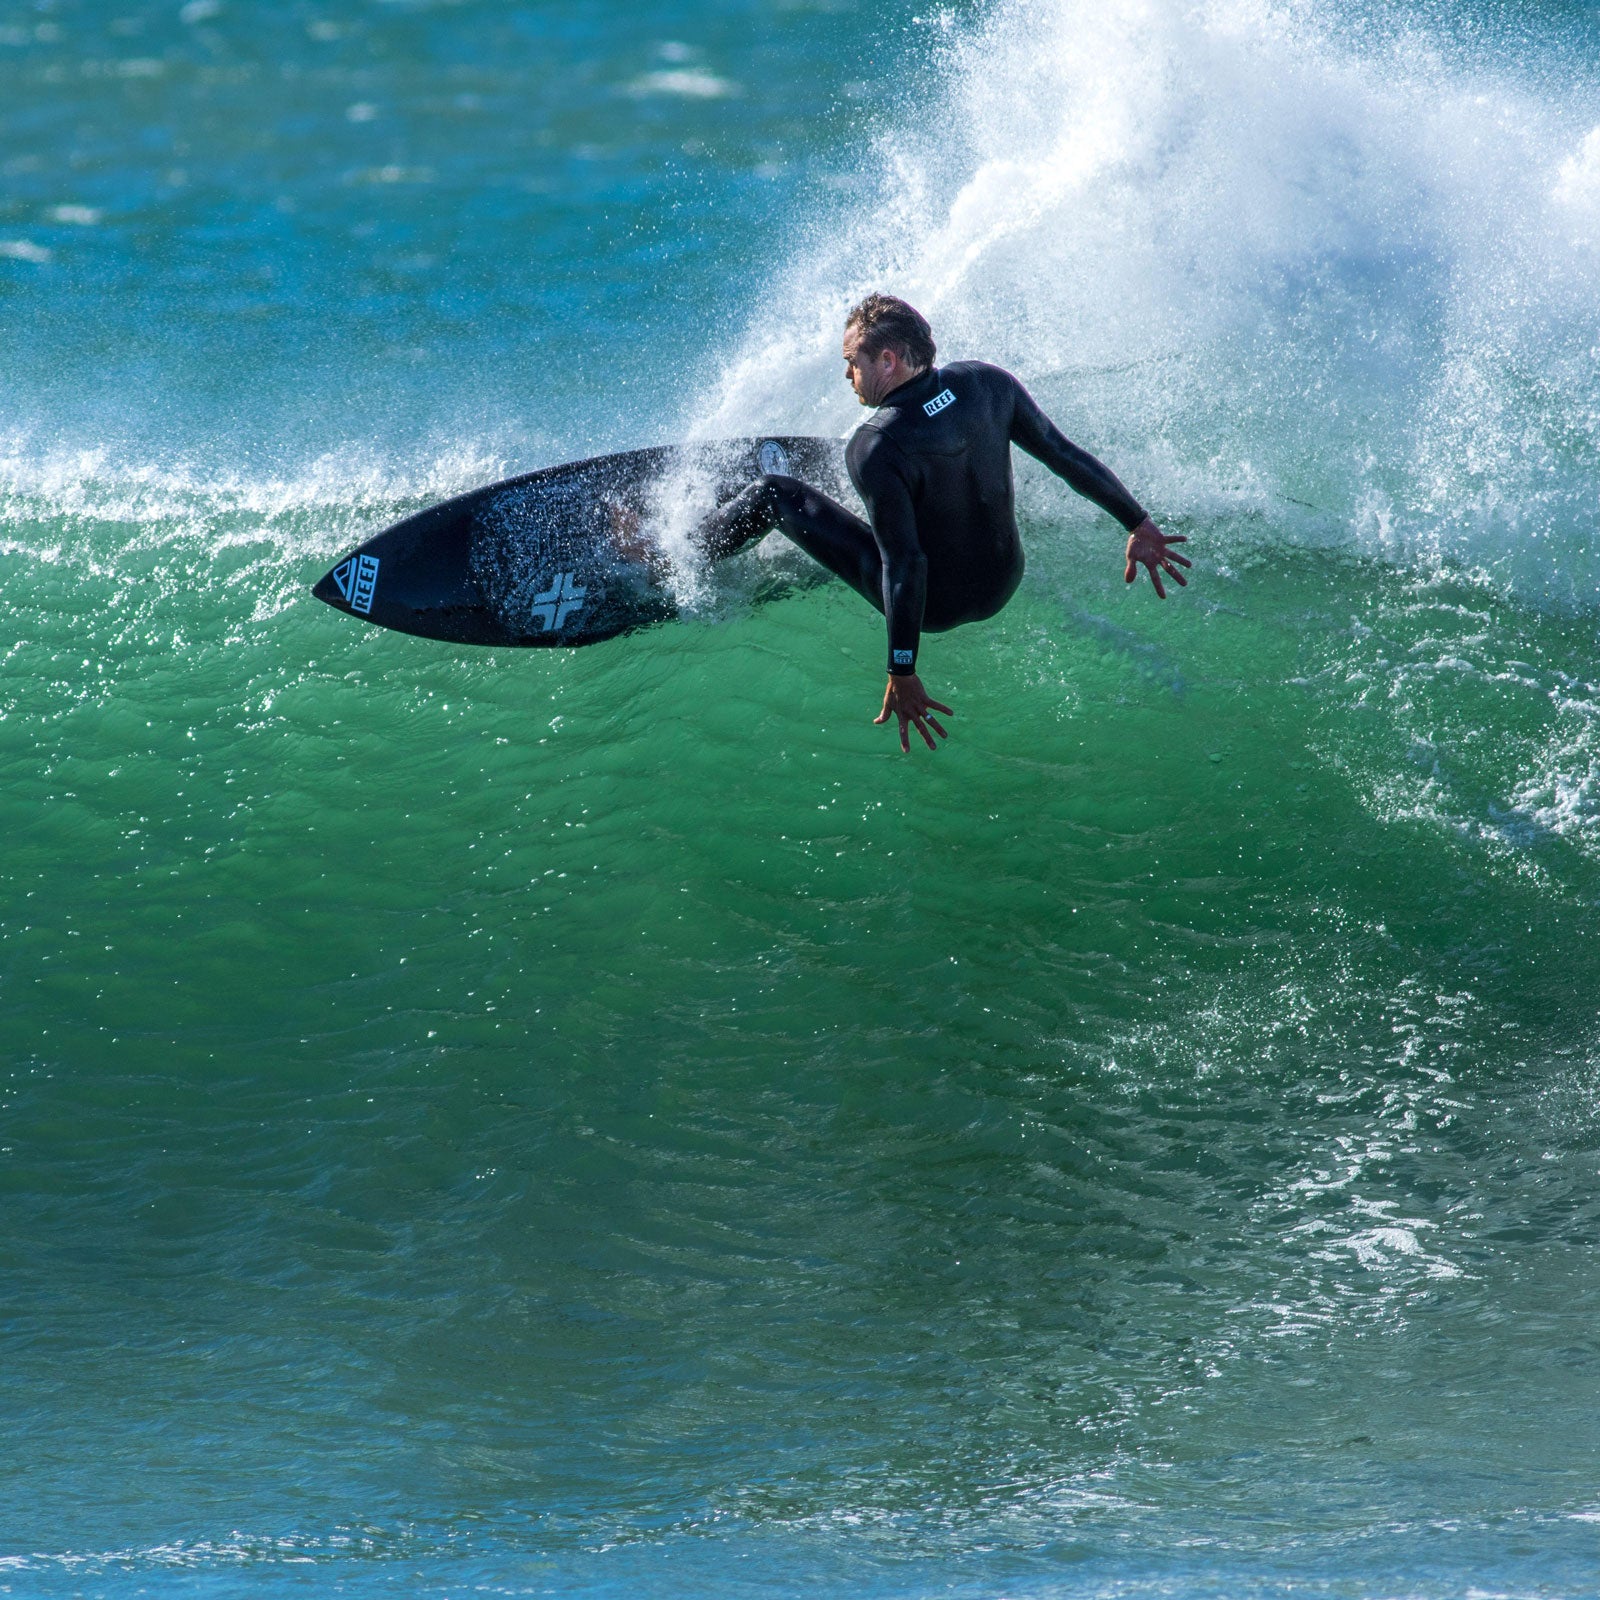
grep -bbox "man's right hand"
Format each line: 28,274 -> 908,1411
874,673 -> 952,753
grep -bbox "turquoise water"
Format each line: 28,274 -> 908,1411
7,2 -> 1600,1595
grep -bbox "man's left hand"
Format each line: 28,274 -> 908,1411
874,673 -> 952,753
1124,517 -> 1191,599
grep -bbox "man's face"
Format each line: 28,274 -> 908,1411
843,324 -> 893,407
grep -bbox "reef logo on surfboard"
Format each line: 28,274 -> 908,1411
331,553 -> 380,615
530,572 -> 588,632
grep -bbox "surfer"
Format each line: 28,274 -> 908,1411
699,294 -> 1188,752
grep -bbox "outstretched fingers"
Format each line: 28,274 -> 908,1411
876,681 -> 952,752
1128,527 -> 1193,598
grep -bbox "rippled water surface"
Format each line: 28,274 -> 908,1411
6,1 -> 1600,1595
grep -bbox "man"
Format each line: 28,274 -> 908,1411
700,294 -> 1189,752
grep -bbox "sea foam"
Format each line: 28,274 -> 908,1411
697,0 -> 1600,610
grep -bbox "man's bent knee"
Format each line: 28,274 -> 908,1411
754,472 -> 805,513
699,475 -> 793,560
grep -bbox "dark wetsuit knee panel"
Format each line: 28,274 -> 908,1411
698,471 -> 883,610
762,475 -> 882,607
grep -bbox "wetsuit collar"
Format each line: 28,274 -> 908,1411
875,365 -> 941,410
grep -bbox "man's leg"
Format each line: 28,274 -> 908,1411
698,475 -> 885,613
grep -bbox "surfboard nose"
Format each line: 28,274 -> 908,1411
311,565 -> 342,607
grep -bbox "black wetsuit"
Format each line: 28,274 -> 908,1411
700,361 -> 1147,675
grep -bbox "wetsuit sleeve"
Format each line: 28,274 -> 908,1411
849,430 -> 927,675
1005,373 -> 1147,532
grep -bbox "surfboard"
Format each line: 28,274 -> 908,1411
311,436 -> 849,647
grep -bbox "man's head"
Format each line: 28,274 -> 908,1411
843,293 -> 936,407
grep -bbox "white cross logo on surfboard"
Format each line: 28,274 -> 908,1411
530,572 -> 587,631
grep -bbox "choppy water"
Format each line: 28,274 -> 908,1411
6,2 -> 1600,1595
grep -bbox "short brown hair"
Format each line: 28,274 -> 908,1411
845,293 -> 936,370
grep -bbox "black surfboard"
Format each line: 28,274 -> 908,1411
311,435 -> 849,647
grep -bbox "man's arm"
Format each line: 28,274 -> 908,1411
850,430 -> 952,752
1006,374 -> 1147,530
1005,372 -> 1190,597
851,431 -> 928,677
